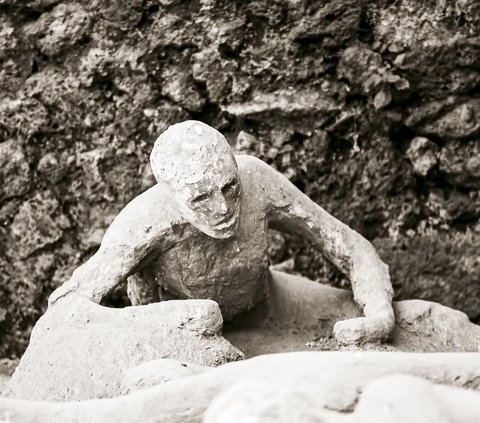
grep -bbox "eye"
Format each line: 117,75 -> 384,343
191,193 -> 209,204
222,179 -> 237,195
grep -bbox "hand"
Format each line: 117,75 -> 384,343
333,308 -> 395,346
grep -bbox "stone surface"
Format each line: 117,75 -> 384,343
393,299 -> 480,352
2,0 -> 61,11
0,97 -> 49,139
161,68 -> 206,113
372,0 -> 479,44
406,136 -> 439,177
370,0 -> 480,99
1,0 -> 480,360
4,296 -> 242,401
9,191 -> 71,258
337,45 -> 383,96
221,90 -> 340,126
191,47 -> 238,104
24,3 -> 91,56
1,352 -> 480,422
290,0 -> 361,49
0,16 -> 19,60
93,0 -> 144,27
375,232 -> 480,321
439,140 -> 480,189
0,141 -> 31,201
406,98 -> 480,141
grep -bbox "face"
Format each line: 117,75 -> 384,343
169,156 -> 243,239
151,120 -> 242,239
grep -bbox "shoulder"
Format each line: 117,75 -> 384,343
235,154 -> 299,210
235,154 -> 286,211
235,154 -> 292,189
236,153 -> 267,167
102,184 -> 181,245
117,184 -> 170,221
235,154 -> 272,190
235,154 -> 275,177
234,155 -> 266,208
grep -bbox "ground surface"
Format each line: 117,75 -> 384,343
1,0 -> 479,358
5,273 -> 480,402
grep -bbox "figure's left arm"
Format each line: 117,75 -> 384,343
249,156 -> 394,345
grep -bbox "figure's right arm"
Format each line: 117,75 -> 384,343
48,185 -> 172,306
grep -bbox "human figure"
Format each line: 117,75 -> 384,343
204,375 -> 478,423
49,120 -> 394,345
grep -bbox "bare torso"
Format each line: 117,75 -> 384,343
129,156 -> 271,320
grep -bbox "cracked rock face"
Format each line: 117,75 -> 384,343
406,98 -> 480,141
9,191 -> 71,258
439,141 -> 480,189
1,0 -> 480,360
0,141 -> 31,201
24,3 -> 92,56
406,137 -> 439,177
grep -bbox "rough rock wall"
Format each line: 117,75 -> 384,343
0,0 -> 479,358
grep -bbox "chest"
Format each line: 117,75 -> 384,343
158,209 -> 267,280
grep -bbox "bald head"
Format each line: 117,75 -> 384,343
150,121 -> 242,239
150,120 -> 236,187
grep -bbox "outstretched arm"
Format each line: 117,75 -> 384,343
247,156 -> 394,345
48,186 -> 171,306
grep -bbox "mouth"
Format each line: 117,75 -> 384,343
212,213 -> 237,230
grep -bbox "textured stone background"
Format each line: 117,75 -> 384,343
0,0 -> 479,358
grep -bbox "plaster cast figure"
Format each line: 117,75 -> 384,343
49,120 -> 394,345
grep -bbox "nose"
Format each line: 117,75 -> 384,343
212,191 -> 228,216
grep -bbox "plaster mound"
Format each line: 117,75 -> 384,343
4,296 -> 243,401
121,359 -> 208,394
5,271 -> 480,402
1,352 -> 480,423
223,270 -> 480,356
204,374 -> 480,423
